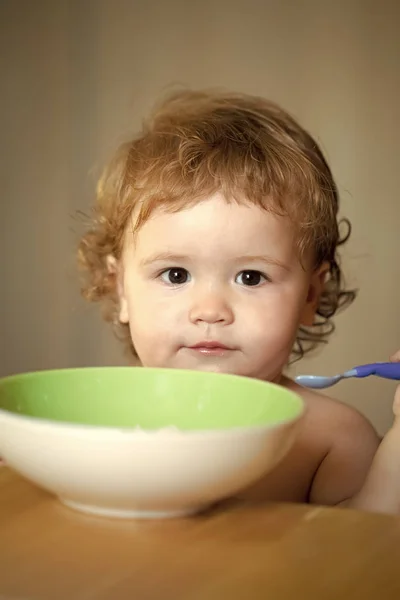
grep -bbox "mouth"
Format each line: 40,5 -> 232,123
187,342 -> 234,357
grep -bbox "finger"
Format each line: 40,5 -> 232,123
393,385 -> 400,420
390,350 -> 400,362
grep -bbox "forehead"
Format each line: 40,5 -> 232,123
125,194 -> 298,260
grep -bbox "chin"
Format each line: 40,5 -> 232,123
181,361 -> 255,378
175,362 -> 229,374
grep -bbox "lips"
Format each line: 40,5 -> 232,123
188,342 -> 233,356
190,342 -> 230,350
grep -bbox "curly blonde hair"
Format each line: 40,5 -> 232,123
78,89 -> 356,361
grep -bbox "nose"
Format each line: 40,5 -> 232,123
189,287 -> 234,326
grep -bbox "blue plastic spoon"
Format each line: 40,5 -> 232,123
295,362 -> 400,390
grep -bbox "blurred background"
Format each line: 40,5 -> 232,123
0,0 -> 399,435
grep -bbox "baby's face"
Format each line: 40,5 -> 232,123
117,193 -> 321,381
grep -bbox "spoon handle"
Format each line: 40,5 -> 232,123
353,362 -> 400,381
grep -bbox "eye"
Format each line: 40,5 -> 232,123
235,270 -> 267,287
160,268 -> 191,285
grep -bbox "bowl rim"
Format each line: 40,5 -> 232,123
0,366 -> 306,437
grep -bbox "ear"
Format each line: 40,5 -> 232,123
300,262 -> 330,327
106,255 -> 129,324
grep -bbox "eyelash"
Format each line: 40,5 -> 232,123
235,270 -> 269,286
159,268 -> 191,286
157,268 -> 270,287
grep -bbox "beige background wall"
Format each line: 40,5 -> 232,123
1,0 -> 399,435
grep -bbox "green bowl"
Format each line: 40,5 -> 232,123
0,367 -> 304,519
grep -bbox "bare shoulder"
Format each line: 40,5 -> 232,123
285,378 -> 380,505
286,377 -> 379,439
237,378 -> 380,505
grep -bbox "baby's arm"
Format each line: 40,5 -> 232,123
311,352 -> 400,514
345,385 -> 400,513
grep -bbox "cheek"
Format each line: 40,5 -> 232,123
241,289 -> 305,342
124,284 -> 182,352
127,312 -> 170,367
125,280 -> 164,321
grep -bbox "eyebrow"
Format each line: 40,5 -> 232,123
237,255 -> 291,271
138,252 -> 190,268
139,252 -> 290,271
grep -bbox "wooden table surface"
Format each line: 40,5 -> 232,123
1,467 -> 400,599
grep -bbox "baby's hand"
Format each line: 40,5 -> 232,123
390,350 -> 400,419
390,350 -> 400,362
393,386 -> 400,421
347,350 -> 400,513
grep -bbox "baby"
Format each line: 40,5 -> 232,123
78,90 -> 400,514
